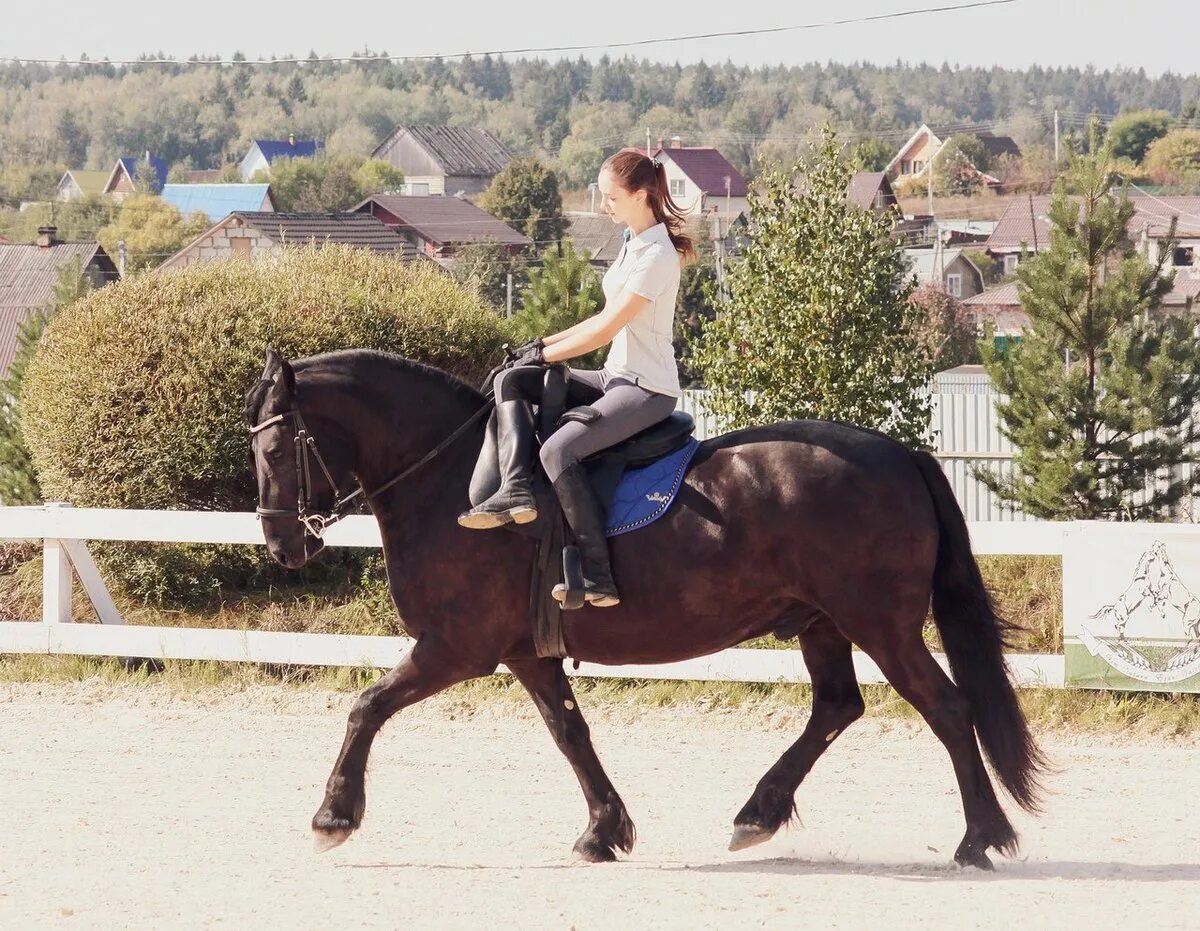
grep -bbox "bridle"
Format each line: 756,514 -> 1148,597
249,401 -> 494,539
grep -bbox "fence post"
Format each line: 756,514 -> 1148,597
42,503 -> 73,626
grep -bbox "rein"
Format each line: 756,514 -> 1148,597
250,399 -> 495,539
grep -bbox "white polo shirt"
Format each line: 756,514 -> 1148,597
600,221 -> 683,397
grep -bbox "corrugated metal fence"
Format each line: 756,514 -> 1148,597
676,372 -> 1032,521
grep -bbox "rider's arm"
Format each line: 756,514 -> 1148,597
542,318 -> 592,347
542,290 -> 651,363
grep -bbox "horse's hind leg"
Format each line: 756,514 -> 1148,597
858,631 -> 1016,870
506,657 -> 635,862
312,635 -> 491,852
730,621 -> 864,852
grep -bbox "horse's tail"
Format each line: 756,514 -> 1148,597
911,450 -> 1047,814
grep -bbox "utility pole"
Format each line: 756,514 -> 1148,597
506,272 -> 513,318
1054,109 -> 1060,165
646,128 -> 651,157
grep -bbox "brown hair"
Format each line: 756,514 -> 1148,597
602,148 -> 697,264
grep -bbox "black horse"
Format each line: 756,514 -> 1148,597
246,348 -> 1046,870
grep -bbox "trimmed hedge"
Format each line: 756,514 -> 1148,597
21,246 -> 508,604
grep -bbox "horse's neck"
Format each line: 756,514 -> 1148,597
326,371 -> 484,520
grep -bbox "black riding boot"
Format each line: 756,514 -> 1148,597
552,462 -> 620,607
457,400 -> 539,529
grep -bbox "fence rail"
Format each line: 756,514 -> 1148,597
1,505 -> 1068,688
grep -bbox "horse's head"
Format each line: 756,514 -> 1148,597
245,348 -> 356,569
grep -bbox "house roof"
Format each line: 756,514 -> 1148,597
650,146 -> 749,197
986,194 -> 1200,252
962,282 -> 1021,307
0,240 -> 115,375
59,169 -> 110,197
109,156 -> 169,191
182,169 -> 224,184
234,212 -> 418,254
375,125 -> 512,177
353,195 -> 531,247
565,213 -> 627,263
847,171 -> 897,210
251,139 -> 321,163
906,247 -> 980,282
160,184 -> 273,222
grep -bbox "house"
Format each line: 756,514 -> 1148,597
352,194 -> 531,260
885,124 -> 1020,189
985,194 -> 1200,275
906,245 -> 985,299
239,135 -> 322,181
847,172 -> 900,213
0,228 -> 120,378
103,153 -> 169,201
649,138 -> 748,219
370,125 -> 513,197
962,283 -> 1027,338
159,184 -> 275,223
937,218 -> 997,246
158,212 -> 422,271
55,169 -> 110,203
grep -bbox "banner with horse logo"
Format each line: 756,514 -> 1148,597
1063,522 -> 1200,692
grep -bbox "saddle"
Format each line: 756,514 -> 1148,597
469,364 -> 697,657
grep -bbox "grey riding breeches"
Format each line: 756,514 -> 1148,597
491,365 -> 678,482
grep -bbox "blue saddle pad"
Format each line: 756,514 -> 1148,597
604,438 -> 701,537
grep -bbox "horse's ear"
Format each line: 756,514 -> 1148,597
263,347 -> 295,393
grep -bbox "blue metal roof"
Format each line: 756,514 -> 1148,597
253,139 -> 321,163
160,184 -> 272,222
117,156 -> 169,190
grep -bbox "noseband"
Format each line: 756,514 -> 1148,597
250,401 -> 494,539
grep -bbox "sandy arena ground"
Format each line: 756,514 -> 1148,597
1,680 -> 1197,930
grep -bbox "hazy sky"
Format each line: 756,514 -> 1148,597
3,0 -> 1192,76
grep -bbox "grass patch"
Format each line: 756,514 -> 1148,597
2,654 -> 1196,737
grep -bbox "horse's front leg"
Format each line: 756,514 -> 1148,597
506,657 -> 636,862
312,634 -> 491,851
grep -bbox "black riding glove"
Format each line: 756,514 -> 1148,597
512,338 -> 545,367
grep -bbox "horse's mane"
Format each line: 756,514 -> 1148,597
245,348 -> 486,426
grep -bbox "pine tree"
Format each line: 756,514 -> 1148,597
978,152 -> 1200,519
691,126 -> 933,448
512,241 -> 605,367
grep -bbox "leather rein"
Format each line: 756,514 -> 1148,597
249,400 -> 494,539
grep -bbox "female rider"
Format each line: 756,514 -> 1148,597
458,148 -> 696,608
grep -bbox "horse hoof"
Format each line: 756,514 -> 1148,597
573,836 -> 619,863
953,841 -> 994,871
728,823 -> 775,852
313,826 -> 354,853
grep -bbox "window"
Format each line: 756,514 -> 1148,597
946,273 -> 962,297
1003,254 -> 1019,275
901,159 -> 912,175
230,237 -> 251,258
912,159 -> 925,174
1174,246 -> 1195,266
670,178 -> 685,197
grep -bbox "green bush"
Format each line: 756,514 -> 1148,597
21,246 -> 507,605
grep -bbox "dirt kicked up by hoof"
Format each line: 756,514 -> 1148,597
312,827 -> 353,853
728,823 -> 776,852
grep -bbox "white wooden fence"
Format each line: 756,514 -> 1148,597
1,504 -> 1067,687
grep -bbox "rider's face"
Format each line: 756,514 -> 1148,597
597,168 -> 644,225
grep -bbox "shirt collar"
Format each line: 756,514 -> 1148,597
624,222 -> 669,253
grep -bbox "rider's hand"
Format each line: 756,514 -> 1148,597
511,338 -> 545,367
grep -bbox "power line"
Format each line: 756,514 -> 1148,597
3,0 -> 1020,67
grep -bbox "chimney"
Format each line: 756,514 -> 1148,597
36,226 -> 59,248
144,150 -> 151,162
288,132 -> 296,147
657,136 -> 664,152
671,135 -> 682,148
